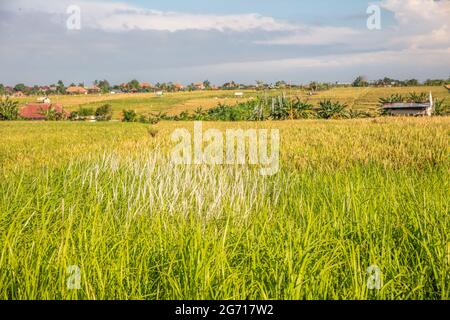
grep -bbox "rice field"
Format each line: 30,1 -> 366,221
13,86 -> 450,118
0,117 -> 449,300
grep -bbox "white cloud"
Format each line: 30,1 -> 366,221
183,47 -> 450,73
380,0 -> 450,49
256,26 -> 361,45
3,0 -> 296,32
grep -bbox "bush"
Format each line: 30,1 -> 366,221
316,100 -> 347,119
379,94 -> 404,105
95,104 -> 112,121
40,106 -> 68,121
408,92 -> 428,103
122,109 -> 137,122
0,97 -> 20,120
434,99 -> 448,116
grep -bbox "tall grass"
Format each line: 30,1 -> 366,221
0,118 -> 449,300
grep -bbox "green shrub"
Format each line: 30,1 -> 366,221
122,110 -> 138,122
434,99 -> 448,116
379,94 -> 404,105
316,100 -> 347,119
95,104 -> 113,121
0,97 -> 20,121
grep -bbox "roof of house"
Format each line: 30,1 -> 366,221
66,86 -> 87,93
445,84 -> 450,90
140,82 -> 153,88
382,103 -> 430,110
20,103 -> 65,120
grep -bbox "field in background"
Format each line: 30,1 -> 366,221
0,118 -> 449,299
14,86 -> 450,118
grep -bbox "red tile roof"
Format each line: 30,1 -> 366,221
66,86 -> 87,94
20,103 -> 66,120
140,82 -> 153,88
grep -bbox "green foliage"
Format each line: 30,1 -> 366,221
408,92 -> 428,103
57,80 -> 66,94
433,99 -> 448,116
70,107 -> 95,120
316,100 -> 348,119
352,76 -> 369,87
379,94 -> 404,105
122,109 -> 138,122
128,79 -> 140,90
95,104 -> 113,121
14,83 -> 27,93
40,106 -> 68,121
0,97 -> 20,120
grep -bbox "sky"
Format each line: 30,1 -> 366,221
0,0 -> 449,86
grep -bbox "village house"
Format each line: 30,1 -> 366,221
382,92 -> 434,117
66,86 -> 88,95
140,82 -> 153,90
86,86 -> 101,94
193,82 -> 205,90
20,103 -> 67,120
174,83 -> 185,91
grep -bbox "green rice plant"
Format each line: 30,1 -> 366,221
0,118 -> 448,300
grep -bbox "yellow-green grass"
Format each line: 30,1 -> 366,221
0,118 -> 449,299
14,86 -> 449,119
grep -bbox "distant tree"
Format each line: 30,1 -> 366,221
424,79 -> 446,86
0,97 -> 20,120
166,82 -> 175,92
14,83 -> 26,92
405,79 -> 419,86
309,81 -> 319,91
128,79 -> 140,90
256,80 -> 266,90
97,80 -> 110,94
275,81 -> 287,88
57,80 -> 66,94
0,84 -> 4,95
203,80 -> 211,90
352,76 -> 368,87
78,82 -> 85,87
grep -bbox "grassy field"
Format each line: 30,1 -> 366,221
14,86 -> 450,118
0,117 -> 449,300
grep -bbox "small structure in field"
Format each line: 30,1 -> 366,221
445,84 -> 450,92
155,91 -> 164,97
382,92 -> 434,116
37,97 -> 51,104
20,103 -> 66,120
234,92 -> 244,97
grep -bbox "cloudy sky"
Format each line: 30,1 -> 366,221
0,0 -> 449,86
